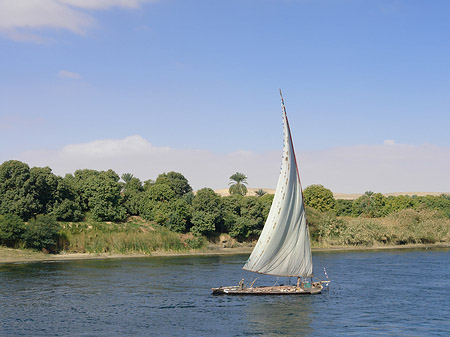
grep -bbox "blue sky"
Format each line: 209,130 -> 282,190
1,0 -> 449,193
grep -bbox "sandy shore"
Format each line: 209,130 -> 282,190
1,243 -> 448,264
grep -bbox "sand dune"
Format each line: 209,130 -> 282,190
215,189 -> 447,200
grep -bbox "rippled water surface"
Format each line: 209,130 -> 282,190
1,249 -> 449,336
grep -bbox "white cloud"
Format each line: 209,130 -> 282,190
16,135 -> 279,190
0,0 -> 154,42
299,143 -> 450,193
59,0 -> 150,10
383,139 -> 395,146
14,135 -> 450,193
58,70 -> 82,79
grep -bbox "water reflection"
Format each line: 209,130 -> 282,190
244,296 -> 313,336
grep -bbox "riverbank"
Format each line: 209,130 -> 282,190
1,243 -> 449,264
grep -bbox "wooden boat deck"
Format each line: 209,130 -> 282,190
212,283 -> 323,295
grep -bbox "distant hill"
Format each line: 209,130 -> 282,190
215,189 -> 447,200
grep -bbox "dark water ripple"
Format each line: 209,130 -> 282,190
1,249 -> 449,336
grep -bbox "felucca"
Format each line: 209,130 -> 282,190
212,91 -> 329,295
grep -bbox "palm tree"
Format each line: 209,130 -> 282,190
255,189 -> 267,197
121,173 -> 134,184
228,172 -> 248,196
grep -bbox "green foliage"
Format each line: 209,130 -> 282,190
166,199 -> 192,233
352,191 -> 386,218
28,166 -> 61,215
303,184 -> 336,212
51,199 -> 84,222
23,215 -> 61,252
255,189 -> 267,197
121,173 -> 134,184
0,160 -> 35,220
183,191 -> 195,205
64,222 -> 189,254
258,193 -> 274,220
191,188 -> 223,235
68,169 -> 126,222
239,196 -> 264,236
123,177 -> 143,193
155,172 -> 192,197
228,172 -> 248,196
414,195 -> 450,218
383,195 -> 416,214
184,234 -> 206,249
316,213 -> 347,241
335,199 -> 353,216
140,183 -> 176,225
307,207 -> 450,247
122,177 -> 144,216
0,161 -> 79,221
191,211 -> 217,236
51,177 -> 83,221
146,183 -> 176,202
229,216 -> 253,238
306,207 -> 346,242
2,159 -> 449,247
0,214 -> 26,247
222,195 -> 265,239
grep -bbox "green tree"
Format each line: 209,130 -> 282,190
228,172 -> 248,196
155,172 -> 192,197
140,183 -> 176,224
303,184 -> 336,212
222,195 -> 265,239
352,191 -> 386,218
0,160 -> 35,220
52,176 -> 83,221
258,193 -> 274,220
90,170 -> 127,221
414,195 -> 450,218
23,215 -> 61,252
122,176 -> 144,216
335,199 -> 353,216
222,194 -> 243,234
255,189 -> 267,197
166,199 -> 193,233
0,214 -> 26,248
235,196 -> 264,238
28,166 -> 60,215
121,173 -> 134,184
68,169 -> 126,221
191,188 -> 223,235
383,195 -> 416,215
66,169 -> 100,212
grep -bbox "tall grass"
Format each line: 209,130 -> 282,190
309,209 -> 450,248
61,219 -> 204,254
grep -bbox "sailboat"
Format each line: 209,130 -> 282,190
212,90 -> 329,295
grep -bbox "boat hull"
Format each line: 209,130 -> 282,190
212,283 -> 323,295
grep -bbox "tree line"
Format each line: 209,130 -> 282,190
303,184 -> 450,218
1,160 -> 449,252
0,160 -> 274,250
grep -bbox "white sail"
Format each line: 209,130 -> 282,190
242,93 -> 313,277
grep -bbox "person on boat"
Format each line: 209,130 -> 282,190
239,279 -> 244,290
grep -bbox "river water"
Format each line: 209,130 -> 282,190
1,249 -> 449,336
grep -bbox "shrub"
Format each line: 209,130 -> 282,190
0,214 -> 26,247
23,215 -> 61,252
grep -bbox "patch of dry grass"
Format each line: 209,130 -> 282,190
311,209 -> 450,247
